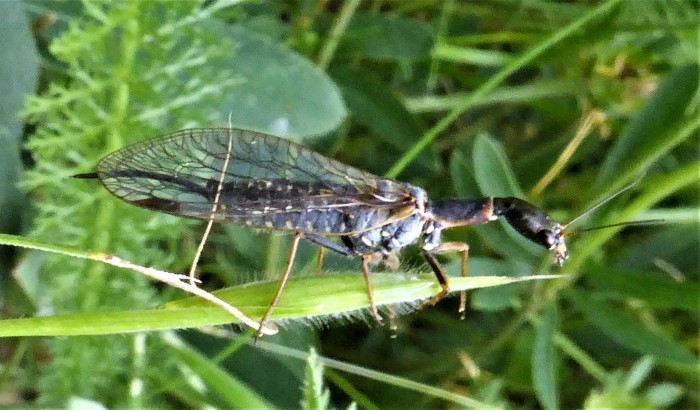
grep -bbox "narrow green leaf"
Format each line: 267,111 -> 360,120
567,290 -> 695,364
595,64 -> 699,192
625,356 -> 654,391
532,303 -> 559,410
432,44 -> 511,66
586,266 -> 700,312
164,334 -> 275,409
0,267 -> 559,336
301,348 -> 330,410
404,80 -> 578,113
0,227 -> 560,337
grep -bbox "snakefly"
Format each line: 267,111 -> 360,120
75,128 -> 570,336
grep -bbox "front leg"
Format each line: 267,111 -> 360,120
421,251 -> 450,307
430,242 -> 470,315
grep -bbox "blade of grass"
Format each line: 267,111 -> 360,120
0,233 -> 560,337
385,0 -> 624,178
253,339 -> 497,409
0,232 -> 276,335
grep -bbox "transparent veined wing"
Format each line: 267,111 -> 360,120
93,128 -> 420,234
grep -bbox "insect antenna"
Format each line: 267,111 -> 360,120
566,219 -> 664,238
562,175 -> 643,230
561,175 -> 663,237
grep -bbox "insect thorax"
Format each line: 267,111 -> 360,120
344,185 -> 443,256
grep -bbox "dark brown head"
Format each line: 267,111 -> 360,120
493,197 -> 568,265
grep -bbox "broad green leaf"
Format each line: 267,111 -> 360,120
472,133 -> 523,198
448,149 -> 480,198
221,26 -> 346,138
472,134 -> 543,262
615,225 -> 699,274
0,0 -> 36,242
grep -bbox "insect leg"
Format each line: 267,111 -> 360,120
303,234 -> 354,256
256,232 -> 302,340
421,250 -> 450,308
315,248 -> 325,273
361,254 -> 383,324
430,242 -> 470,317
188,128 -> 234,286
303,234 -> 383,324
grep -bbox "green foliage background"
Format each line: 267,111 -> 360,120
0,0 -> 697,408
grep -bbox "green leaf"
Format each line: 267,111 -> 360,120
567,290 -> 695,364
447,149 -> 480,198
0,0 -> 36,241
625,356 -> 654,391
338,13 -> 433,61
0,269 -> 557,337
615,225 -> 699,274
330,65 -> 423,150
222,26 -> 347,138
432,44 -> 511,66
164,334 -> 275,409
0,1 -> 38,142
532,303 -> 559,410
0,229 -> 560,337
586,266 -> 700,312
472,133 -> 523,198
471,134 -> 542,262
645,383 -> 684,407
301,348 -> 330,410
583,377 -> 654,410
595,64 -> 699,192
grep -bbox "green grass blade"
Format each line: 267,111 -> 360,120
0,233 -> 560,337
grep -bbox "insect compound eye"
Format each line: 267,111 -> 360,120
534,229 -> 559,249
533,226 -> 568,265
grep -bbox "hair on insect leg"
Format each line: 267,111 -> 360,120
303,234 -> 389,324
380,252 -> 400,271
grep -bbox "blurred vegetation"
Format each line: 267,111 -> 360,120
0,0 -> 697,408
